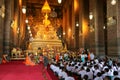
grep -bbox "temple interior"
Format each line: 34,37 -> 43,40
1,0 -> 120,80
0,0 -> 120,58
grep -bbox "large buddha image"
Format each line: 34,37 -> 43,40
34,14 -> 58,40
27,12 -> 62,50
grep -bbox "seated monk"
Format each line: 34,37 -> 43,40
2,54 -> 9,63
24,53 -> 35,66
56,53 -> 60,63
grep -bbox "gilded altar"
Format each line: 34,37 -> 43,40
29,24 -> 62,51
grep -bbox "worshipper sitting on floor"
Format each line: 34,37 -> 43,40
78,66 -> 86,79
65,72 -> 75,80
118,63 -> 120,75
112,71 -> 120,80
58,68 -> 68,80
82,75 -> 89,80
49,49 -> 120,80
94,72 -> 103,80
23,53 -> 35,66
85,68 -> 93,80
1,54 -> 9,63
102,68 -> 110,79
93,64 -> 101,78
50,63 -> 63,77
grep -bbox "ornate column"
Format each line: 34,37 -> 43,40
3,0 -> 12,54
94,0 -> 105,56
74,0 -> 80,49
81,0 -> 89,49
0,0 -> 4,57
107,0 -> 119,57
117,0 -> 120,56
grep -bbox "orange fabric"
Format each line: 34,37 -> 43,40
88,53 -> 91,60
24,56 -> 35,66
56,54 -> 59,62
2,59 -> 7,63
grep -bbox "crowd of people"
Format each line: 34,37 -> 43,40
49,49 -> 120,80
1,48 -> 120,80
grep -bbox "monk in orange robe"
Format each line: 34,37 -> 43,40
24,53 -> 35,66
56,53 -> 60,63
2,54 -> 9,63
87,52 -> 91,60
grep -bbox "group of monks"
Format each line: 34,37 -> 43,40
1,53 -> 43,66
23,53 -> 44,66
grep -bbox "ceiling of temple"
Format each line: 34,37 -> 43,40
26,0 -> 61,6
24,0 -> 63,9
25,0 -> 63,18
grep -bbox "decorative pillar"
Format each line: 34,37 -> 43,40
94,0 -> 105,56
11,0 -> 19,48
79,0 -> 83,48
74,0 -> 80,50
81,0 -> 89,49
89,0 -> 95,52
0,0 -> 4,57
117,0 -> 120,56
107,0 -> 118,57
3,0 -> 12,54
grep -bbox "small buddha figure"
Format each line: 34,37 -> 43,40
43,13 -> 51,27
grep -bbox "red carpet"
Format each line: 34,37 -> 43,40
47,65 -> 59,80
0,61 -> 52,80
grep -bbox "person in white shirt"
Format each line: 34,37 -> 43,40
86,68 -> 93,80
78,66 -> 86,78
94,72 -> 103,80
60,61 -> 64,69
118,63 -> 120,75
65,73 -> 75,80
83,75 -> 88,80
108,66 -> 114,78
72,66 -> 79,74
90,52 -> 95,60
93,65 -> 101,77
94,58 -> 99,64
112,71 -> 120,80
66,63 -> 72,72
102,68 -> 110,79
59,54 -> 63,61
50,63 -> 55,71
58,68 -> 68,80
51,64 -> 61,76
